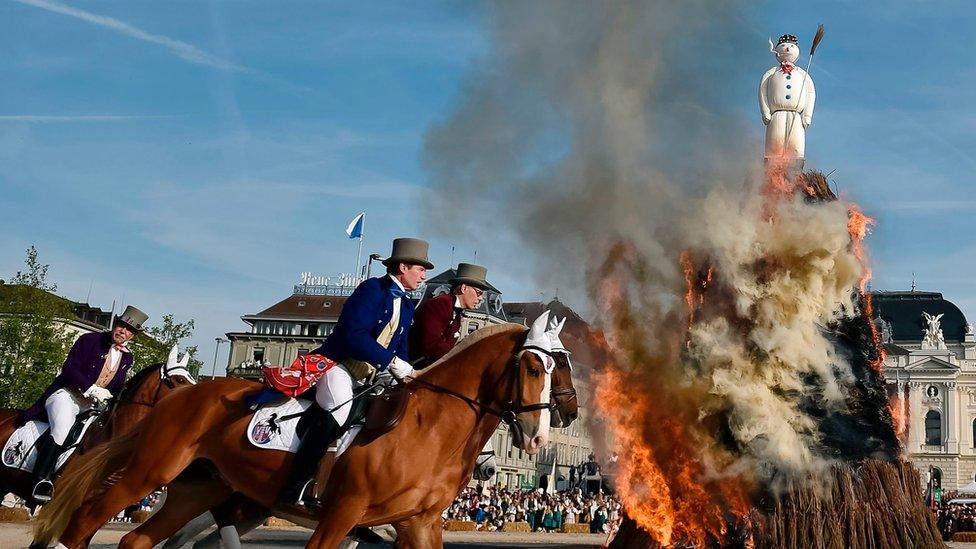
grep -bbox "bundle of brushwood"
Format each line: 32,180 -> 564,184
609,460 -> 942,548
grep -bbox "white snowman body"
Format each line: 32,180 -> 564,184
759,39 -> 816,159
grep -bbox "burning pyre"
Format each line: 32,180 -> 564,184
419,2 -> 942,546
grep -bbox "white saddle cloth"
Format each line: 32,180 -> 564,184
2,417 -> 98,473
246,398 -> 313,453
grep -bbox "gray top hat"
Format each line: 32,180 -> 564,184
382,238 -> 434,270
451,263 -> 491,291
116,305 -> 149,332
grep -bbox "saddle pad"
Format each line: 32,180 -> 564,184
246,398 -> 313,453
2,417 -> 97,473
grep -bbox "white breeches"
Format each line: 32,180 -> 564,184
45,389 -> 90,445
314,365 -> 395,457
315,365 -> 355,426
764,110 -> 805,159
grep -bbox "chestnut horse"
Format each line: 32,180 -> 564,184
162,326 -> 581,549
34,317 -> 558,549
0,356 -> 196,505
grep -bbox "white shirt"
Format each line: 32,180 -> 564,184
107,346 -> 122,372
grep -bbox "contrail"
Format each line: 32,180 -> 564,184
0,114 -> 176,122
10,0 -> 251,73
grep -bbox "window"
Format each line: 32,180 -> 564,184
298,349 -> 309,357
925,410 -> 942,446
308,324 -> 319,336
972,418 -> 976,448
252,347 -> 265,363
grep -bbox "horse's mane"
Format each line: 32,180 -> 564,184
420,323 -> 526,375
116,363 -> 163,402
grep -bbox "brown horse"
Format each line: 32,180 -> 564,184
34,318 -> 559,548
0,360 -> 196,505
161,326 -> 581,549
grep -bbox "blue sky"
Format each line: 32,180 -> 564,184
1,1 -> 974,373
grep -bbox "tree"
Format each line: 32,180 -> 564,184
0,247 -> 74,408
131,314 -> 204,377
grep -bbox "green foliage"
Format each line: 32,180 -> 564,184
0,247 -> 75,409
131,314 -> 204,377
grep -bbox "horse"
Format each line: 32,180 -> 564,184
34,313 -> 559,549
0,346 -> 196,505
162,320 -> 581,549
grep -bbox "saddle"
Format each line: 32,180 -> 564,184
363,385 -> 412,433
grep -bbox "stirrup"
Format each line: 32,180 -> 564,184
32,480 -> 54,503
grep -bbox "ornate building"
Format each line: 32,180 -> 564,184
876,290 -> 976,490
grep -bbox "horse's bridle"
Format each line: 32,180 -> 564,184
406,343 -> 557,435
550,351 -> 578,405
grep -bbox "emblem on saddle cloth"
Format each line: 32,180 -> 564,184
246,398 -> 313,452
2,441 -> 25,467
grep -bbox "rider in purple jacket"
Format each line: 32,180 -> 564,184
19,305 -> 148,502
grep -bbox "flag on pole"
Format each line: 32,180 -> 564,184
345,212 -> 365,239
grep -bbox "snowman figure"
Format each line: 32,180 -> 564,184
759,34 -> 816,161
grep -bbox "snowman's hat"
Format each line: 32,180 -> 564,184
777,34 -> 798,46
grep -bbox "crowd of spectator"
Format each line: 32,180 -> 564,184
443,484 -> 622,534
934,490 -> 976,540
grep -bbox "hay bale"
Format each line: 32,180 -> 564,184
952,531 -> 976,543
561,523 -> 591,534
129,510 -> 151,523
0,506 -> 30,522
265,516 -> 298,528
444,520 -> 477,532
502,521 -> 531,532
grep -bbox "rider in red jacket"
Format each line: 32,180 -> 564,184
409,263 -> 491,368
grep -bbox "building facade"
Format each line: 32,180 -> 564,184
225,273 -> 598,490
876,291 -> 976,490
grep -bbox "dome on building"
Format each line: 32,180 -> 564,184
871,291 -> 969,343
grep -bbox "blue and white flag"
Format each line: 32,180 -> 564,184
345,212 -> 365,239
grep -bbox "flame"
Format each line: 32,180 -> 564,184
888,389 -> 908,443
847,204 -> 885,372
592,261 -> 753,546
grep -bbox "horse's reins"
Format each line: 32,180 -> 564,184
405,344 -> 557,431
101,367 -> 188,441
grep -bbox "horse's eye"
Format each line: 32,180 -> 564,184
527,366 -> 541,378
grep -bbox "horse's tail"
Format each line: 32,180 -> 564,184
32,429 -> 140,545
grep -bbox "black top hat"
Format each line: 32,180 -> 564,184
777,34 -> 798,46
381,238 -> 434,270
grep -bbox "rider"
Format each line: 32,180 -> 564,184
279,237 -> 430,506
18,305 -> 148,502
409,262 -> 490,368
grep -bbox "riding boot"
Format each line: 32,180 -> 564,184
31,439 -> 65,504
310,449 -> 337,501
277,410 -> 341,506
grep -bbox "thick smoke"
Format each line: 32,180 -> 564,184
424,1 -> 757,293
423,1 -> 892,545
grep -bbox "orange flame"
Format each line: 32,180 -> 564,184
847,204 -> 886,372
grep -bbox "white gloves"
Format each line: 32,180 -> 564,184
84,385 -> 112,403
388,357 -> 414,380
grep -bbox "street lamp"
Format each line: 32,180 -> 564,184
366,253 -> 383,279
211,337 -> 229,380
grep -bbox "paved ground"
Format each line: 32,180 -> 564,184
6,523 -> 976,548
0,523 -> 607,548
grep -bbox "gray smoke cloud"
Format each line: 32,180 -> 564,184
423,0 -> 758,295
